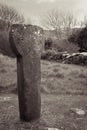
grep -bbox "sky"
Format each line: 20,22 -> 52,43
0,0 -> 87,27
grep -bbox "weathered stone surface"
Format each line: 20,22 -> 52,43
9,24 -> 43,121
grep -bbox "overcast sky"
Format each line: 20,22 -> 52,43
0,0 -> 87,27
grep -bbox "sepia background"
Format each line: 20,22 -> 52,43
0,0 -> 87,130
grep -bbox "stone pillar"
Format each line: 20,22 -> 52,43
9,24 -> 43,121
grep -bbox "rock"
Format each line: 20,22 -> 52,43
70,108 -> 85,116
64,52 -> 87,65
48,128 -> 60,130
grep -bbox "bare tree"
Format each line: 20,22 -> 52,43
76,16 -> 87,29
61,11 -> 77,38
83,16 -> 87,27
0,4 -> 25,30
43,9 -> 62,40
43,9 -> 77,40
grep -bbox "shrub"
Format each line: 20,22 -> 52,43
44,37 -> 53,50
41,50 -> 66,62
53,39 -> 79,53
68,27 -> 87,52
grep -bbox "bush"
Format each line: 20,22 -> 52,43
68,27 -> 87,52
53,39 -> 79,53
41,50 -> 68,62
77,27 -> 87,52
44,37 -> 53,50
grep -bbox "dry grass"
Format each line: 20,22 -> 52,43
0,54 -> 87,129
41,60 -> 87,95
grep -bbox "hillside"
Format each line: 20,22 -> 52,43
0,54 -> 87,130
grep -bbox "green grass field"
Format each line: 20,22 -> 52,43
0,54 -> 87,130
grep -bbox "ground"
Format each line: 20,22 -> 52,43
0,54 -> 87,130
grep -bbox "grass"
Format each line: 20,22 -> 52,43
41,94 -> 87,129
41,60 -> 87,95
0,54 -> 87,129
